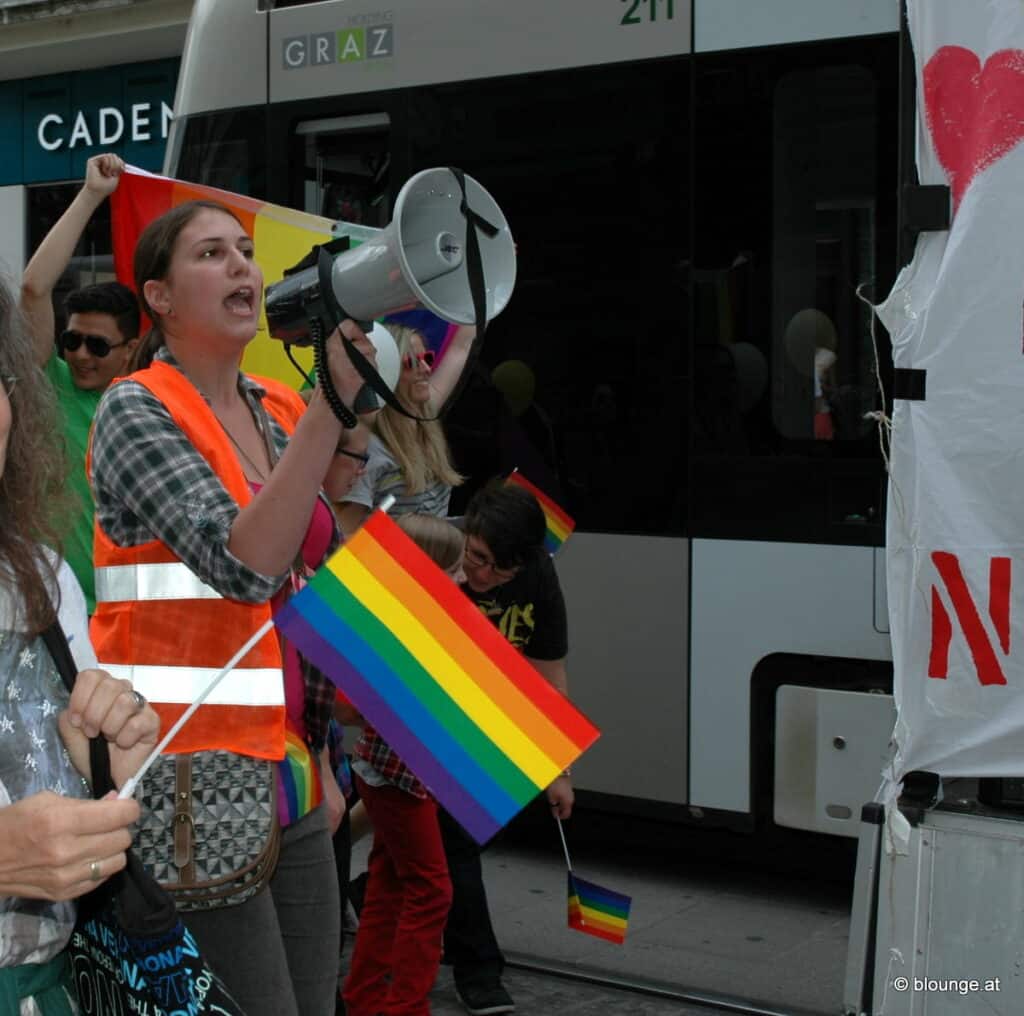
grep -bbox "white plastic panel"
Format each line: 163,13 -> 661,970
774,685 -> 895,836
172,0 -> 267,121
872,809 -> 1024,1014
270,0 -> 691,103
557,532 -> 688,805
695,0 -> 899,53
691,539 -> 891,814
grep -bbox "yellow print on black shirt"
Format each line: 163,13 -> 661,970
476,599 -> 535,652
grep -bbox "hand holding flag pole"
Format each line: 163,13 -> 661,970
558,815 -> 632,944
117,496 -> 397,800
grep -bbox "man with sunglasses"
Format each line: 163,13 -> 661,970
20,153 -> 140,613
443,482 -> 574,1016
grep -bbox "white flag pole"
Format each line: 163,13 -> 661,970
555,815 -> 574,873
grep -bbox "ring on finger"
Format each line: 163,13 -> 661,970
89,859 -> 102,882
129,689 -> 146,712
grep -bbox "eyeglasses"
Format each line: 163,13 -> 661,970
59,329 -> 129,359
464,545 -> 519,580
335,447 -> 370,466
401,350 -> 435,371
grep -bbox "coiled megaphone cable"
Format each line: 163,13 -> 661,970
310,317 -> 358,430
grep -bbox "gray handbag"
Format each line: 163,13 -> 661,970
134,749 -> 281,911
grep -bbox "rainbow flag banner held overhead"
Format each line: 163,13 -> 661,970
567,873 -> 632,944
110,165 -> 380,387
505,469 -> 575,555
274,511 -> 600,843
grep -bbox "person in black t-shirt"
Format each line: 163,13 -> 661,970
461,484 -> 574,820
462,508 -> 569,675
442,483 -> 574,1016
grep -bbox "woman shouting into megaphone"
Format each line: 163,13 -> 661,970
89,200 -> 374,1016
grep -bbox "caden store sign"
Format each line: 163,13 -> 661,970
0,58 -> 178,184
36,100 -> 173,152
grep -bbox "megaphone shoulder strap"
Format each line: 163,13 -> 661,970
313,167 -> 495,426
434,167 -> 495,418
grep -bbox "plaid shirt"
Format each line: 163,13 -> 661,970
90,347 -> 339,749
353,727 -> 428,799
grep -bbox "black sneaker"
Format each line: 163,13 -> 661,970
455,981 -> 515,1015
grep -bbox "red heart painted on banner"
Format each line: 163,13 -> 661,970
923,46 -> 1024,211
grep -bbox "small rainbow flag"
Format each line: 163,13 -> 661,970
567,873 -> 632,944
505,470 -> 575,555
274,511 -> 600,843
278,728 -> 324,826
111,166 -> 380,388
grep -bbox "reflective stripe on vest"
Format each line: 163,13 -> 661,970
100,663 -> 284,700
95,562 -> 223,603
100,663 -> 284,706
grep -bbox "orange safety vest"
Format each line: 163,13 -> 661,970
90,361 -> 307,760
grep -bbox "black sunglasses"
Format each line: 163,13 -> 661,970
59,329 -> 129,358
335,447 -> 370,465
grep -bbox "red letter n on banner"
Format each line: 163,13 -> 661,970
929,552 -> 1011,686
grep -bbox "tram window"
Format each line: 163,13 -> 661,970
401,63 -> 690,535
690,36 -> 898,546
773,68 -> 878,443
176,108 -> 266,196
295,115 -> 390,228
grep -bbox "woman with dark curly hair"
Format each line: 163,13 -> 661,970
0,275 -> 160,1014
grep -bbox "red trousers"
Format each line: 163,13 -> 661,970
344,777 -> 453,1016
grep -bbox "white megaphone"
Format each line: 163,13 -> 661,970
264,168 -> 516,347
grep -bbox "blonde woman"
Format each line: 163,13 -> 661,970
335,323 -> 474,533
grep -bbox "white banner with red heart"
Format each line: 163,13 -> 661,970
878,0 -> 1024,790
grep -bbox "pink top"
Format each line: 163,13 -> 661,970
252,483 -> 336,824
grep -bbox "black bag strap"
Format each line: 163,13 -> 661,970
42,619 -> 115,799
42,618 -> 179,930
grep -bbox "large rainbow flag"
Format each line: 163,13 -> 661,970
275,510 -> 600,843
567,873 -> 632,944
505,469 -> 576,555
110,166 -> 380,387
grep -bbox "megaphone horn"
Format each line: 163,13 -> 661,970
264,168 -> 516,346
